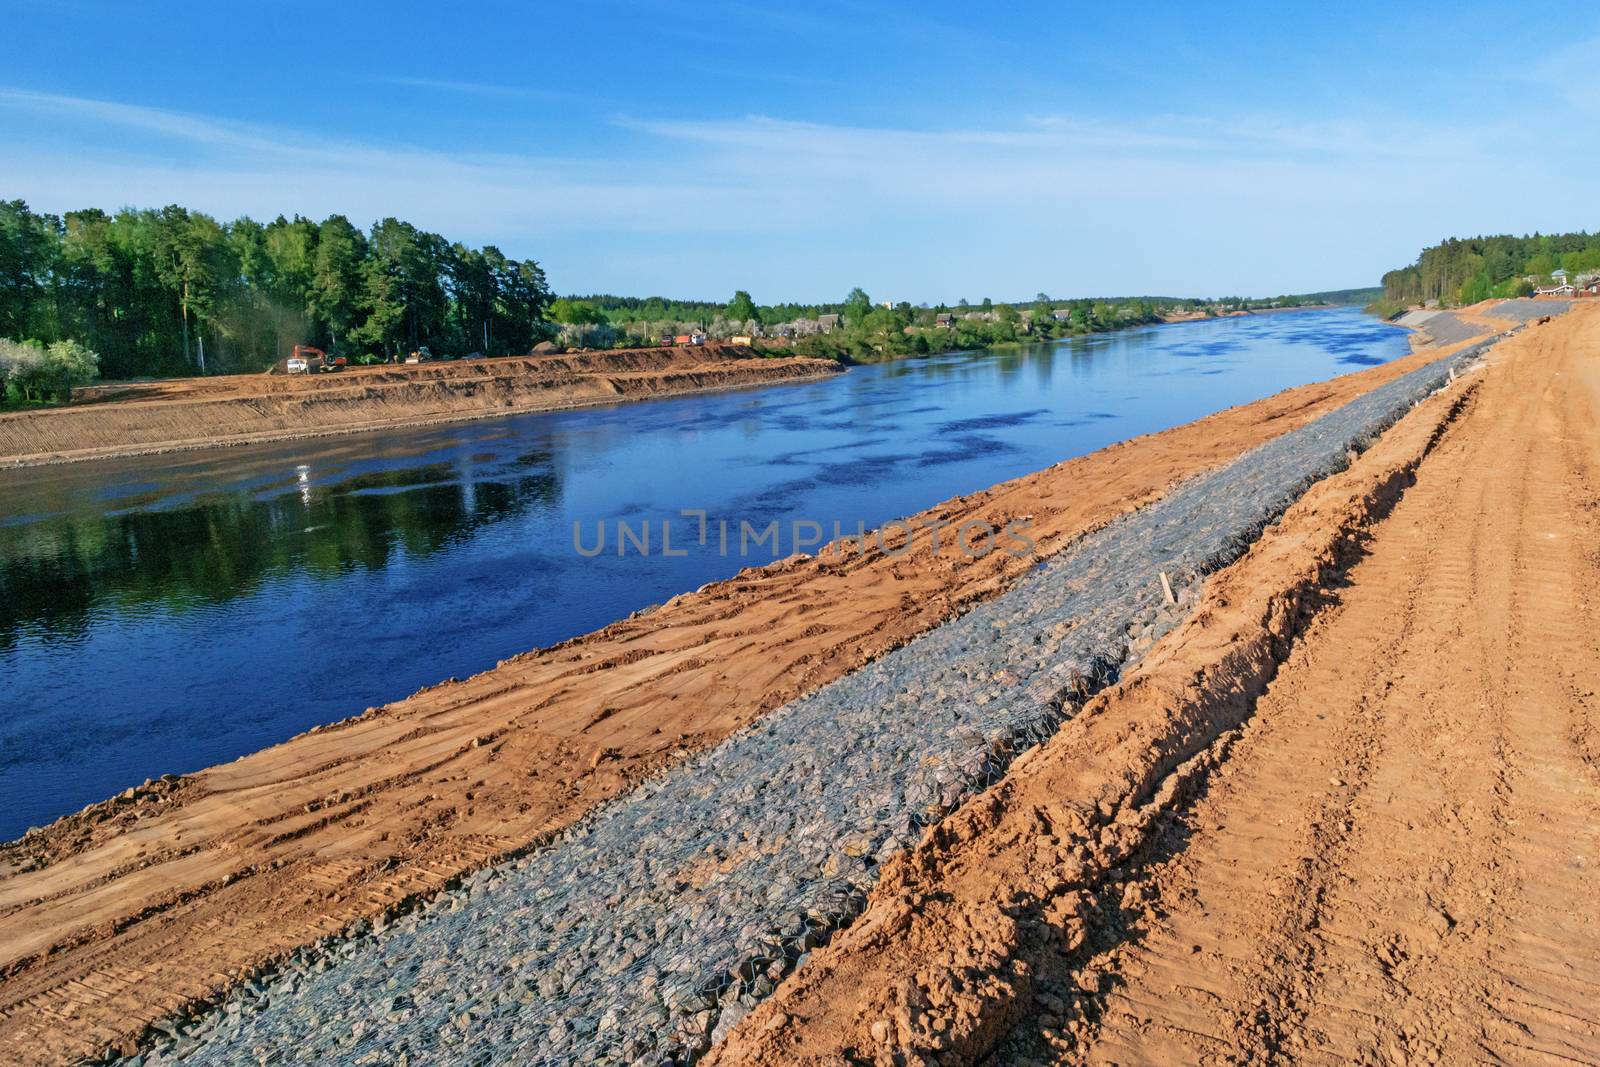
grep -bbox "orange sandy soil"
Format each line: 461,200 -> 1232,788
0,334 -> 1480,1063
711,307 -> 1600,1065
0,344 -> 840,468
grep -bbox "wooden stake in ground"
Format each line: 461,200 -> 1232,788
1159,571 -> 1176,606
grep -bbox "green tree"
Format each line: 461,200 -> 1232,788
450,243 -> 497,353
843,286 -> 872,325
726,290 -> 757,324
550,298 -> 606,325
181,212 -> 237,373
144,206 -> 235,372
358,218 -> 447,356
0,200 -> 58,341
1524,252 -> 1556,279
310,215 -> 367,350
57,209 -> 148,377
44,338 -> 100,397
263,215 -> 318,316
146,206 -> 197,369
0,338 -> 44,401
498,257 -> 553,351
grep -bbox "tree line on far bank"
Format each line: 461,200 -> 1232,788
0,199 -> 555,384
3,195 -> 1369,405
1377,231 -> 1600,313
552,288 -> 1341,363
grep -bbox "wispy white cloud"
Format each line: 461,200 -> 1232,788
0,86 -> 1585,299
368,76 -> 599,105
0,88 -> 300,155
1527,33 -> 1600,111
630,111 -> 1500,164
0,88 -> 722,232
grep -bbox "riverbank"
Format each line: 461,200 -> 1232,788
0,321 -> 1492,1062
792,303 -> 1346,363
1161,303 -> 1335,323
1387,295 -> 1570,348
0,345 -> 842,468
709,301 -> 1600,1066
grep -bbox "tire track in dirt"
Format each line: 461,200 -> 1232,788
709,307 -> 1600,1067
1056,299 -> 1600,1067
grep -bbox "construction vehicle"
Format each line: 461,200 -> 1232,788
289,345 -> 348,373
403,346 -> 432,365
291,345 -> 323,373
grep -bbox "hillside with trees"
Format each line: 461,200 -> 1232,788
0,199 -> 554,381
1378,232 -> 1600,313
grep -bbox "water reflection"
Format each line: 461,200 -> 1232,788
0,308 -> 1409,837
0,458 -> 561,650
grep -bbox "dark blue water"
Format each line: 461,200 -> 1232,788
0,309 -> 1408,838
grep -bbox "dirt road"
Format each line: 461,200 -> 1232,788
0,339 -> 1474,1063
1074,299 -> 1600,1066
712,307 -> 1600,1064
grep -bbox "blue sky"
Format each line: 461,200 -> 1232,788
2,1 -> 1597,302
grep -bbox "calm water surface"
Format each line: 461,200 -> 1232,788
0,309 -> 1407,837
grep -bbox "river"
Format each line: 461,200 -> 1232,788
0,308 -> 1408,838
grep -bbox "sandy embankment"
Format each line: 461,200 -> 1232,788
0,345 -> 841,468
710,307 -> 1600,1064
1158,304 -> 1333,323
0,329 -> 1492,1062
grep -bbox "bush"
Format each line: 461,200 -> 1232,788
0,339 -> 45,403
0,337 -> 100,404
46,339 -> 100,394
557,322 -> 617,348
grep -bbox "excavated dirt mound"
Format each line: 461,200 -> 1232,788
710,307 -> 1600,1065
0,345 -> 840,467
0,340 -> 1475,1063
